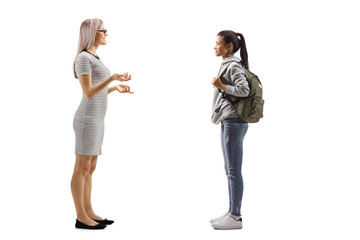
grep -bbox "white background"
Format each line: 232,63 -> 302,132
1,0 -> 359,239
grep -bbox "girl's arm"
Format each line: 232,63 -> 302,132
212,64 -> 249,97
225,64 -> 250,97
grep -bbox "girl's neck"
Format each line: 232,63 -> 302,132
222,53 -> 234,61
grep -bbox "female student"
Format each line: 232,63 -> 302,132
210,30 -> 250,230
71,18 -> 133,230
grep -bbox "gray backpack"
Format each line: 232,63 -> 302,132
219,61 -> 264,123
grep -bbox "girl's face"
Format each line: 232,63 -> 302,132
214,35 -> 233,58
95,25 -> 108,46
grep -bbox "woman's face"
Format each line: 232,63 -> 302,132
95,25 -> 108,45
214,35 -> 232,57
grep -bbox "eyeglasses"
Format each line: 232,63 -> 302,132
98,29 -> 108,34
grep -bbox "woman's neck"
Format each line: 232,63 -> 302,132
87,45 -> 99,56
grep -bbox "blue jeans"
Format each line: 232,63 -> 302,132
221,117 -> 248,217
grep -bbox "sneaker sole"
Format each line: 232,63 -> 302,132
213,225 -> 243,230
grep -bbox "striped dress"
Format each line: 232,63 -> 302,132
73,51 -> 110,156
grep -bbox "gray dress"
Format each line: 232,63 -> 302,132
73,51 -> 110,156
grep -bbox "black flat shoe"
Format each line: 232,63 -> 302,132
75,219 -> 107,229
92,218 -> 114,225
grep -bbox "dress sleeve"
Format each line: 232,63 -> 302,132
75,53 -> 92,77
224,63 -> 250,97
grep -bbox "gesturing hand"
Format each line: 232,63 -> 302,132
115,84 -> 134,94
112,72 -> 132,82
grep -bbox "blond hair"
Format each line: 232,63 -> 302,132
73,18 -> 103,78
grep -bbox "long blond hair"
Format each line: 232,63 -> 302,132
73,18 -> 103,78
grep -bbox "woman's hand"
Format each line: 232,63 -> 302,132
211,77 -> 226,91
114,84 -> 134,94
111,72 -> 132,82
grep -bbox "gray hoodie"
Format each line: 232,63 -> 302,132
211,56 -> 250,124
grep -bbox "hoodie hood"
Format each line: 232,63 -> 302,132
222,56 -> 241,65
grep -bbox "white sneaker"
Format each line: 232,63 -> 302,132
210,212 -> 229,223
211,215 -> 243,230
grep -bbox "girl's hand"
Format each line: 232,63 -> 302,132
112,72 -> 132,82
211,77 -> 226,90
115,84 -> 134,94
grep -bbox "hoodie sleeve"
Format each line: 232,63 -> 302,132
224,63 -> 250,97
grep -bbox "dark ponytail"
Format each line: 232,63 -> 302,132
237,33 -> 249,70
218,30 -> 249,70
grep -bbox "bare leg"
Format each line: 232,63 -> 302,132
83,155 -> 105,220
71,154 -> 98,226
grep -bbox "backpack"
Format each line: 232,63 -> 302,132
219,61 -> 264,123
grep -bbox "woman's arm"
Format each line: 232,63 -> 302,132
108,86 -> 116,94
79,75 -> 114,98
79,73 -> 131,98
108,84 -> 134,94
76,53 -> 131,98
